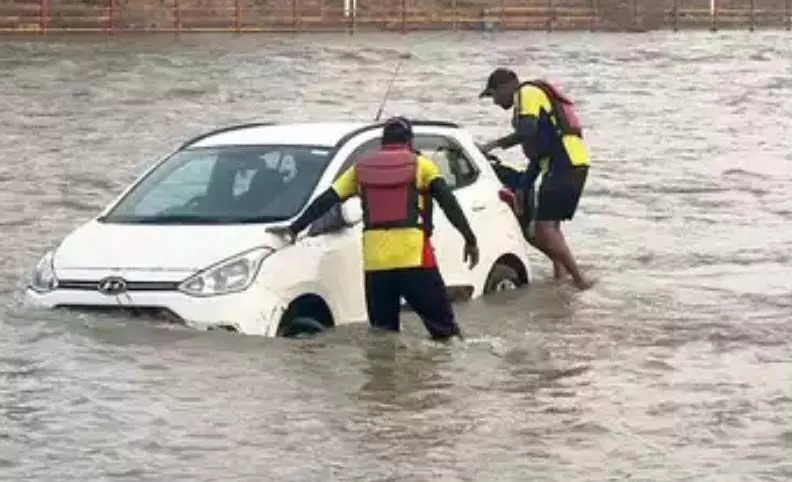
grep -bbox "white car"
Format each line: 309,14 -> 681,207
24,120 -> 533,337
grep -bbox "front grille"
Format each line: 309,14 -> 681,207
57,280 -> 180,291
55,304 -> 184,323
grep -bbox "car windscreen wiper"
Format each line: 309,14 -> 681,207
106,215 -> 239,224
101,214 -> 291,225
233,215 -> 291,224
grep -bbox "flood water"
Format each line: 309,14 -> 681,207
1,31 -> 791,481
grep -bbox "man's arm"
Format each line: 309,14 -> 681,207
487,115 -> 539,151
418,156 -> 477,246
418,156 -> 479,268
483,85 -> 544,152
428,178 -> 477,246
287,188 -> 341,234
288,166 -> 357,234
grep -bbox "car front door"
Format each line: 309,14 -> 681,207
310,130 -> 492,308
304,131 -> 381,325
333,133 -> 480,299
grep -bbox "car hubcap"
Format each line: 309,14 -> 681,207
495,279 -> 518,292
284,317 -> 325,338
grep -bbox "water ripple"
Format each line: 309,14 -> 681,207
0,31 -> 790,482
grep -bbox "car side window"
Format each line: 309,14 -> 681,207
340,135 -> 479,190
308,138 -> 380,236
413,134 -> 479,190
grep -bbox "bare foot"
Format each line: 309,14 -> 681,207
572,277 -> 594,291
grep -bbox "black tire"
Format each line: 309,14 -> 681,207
483,263 -> 522,295
278,315 -> 327,339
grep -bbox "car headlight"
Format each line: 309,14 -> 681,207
29,250 -> 58,293
178,247 -> 273,297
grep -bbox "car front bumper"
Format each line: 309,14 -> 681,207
23,286 -> 289,337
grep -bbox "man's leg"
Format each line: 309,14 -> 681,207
399,267 -> 462,341
533,168 -> 591,290
552,221 -> 568,280
525,224 -> 567,281
364,270 -> 402,332
520,185 -> 567,280
534,221 -> 587,288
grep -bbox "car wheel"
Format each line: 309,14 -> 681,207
278,315 -> 327,339
483,263 -> 522,294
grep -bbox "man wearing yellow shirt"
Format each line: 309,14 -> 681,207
479,68 -> 592,290
267,117 -> 479,342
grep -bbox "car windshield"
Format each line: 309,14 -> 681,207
100,145 -> 334,224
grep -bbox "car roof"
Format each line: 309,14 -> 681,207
181,120 -> 461,150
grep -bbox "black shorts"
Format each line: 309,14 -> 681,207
364,267 -> 461,340
535,166 -> 588,222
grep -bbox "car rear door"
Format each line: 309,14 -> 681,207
319,129 -> 477,302
412,128 -> 523,299
410,131 -> 485,301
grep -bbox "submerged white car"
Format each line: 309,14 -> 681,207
25,120 -> 533,337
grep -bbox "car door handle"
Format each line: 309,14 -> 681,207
471,202 -> 486,212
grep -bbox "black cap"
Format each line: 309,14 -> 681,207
382,116 -> 413,144
479,68 -> 518,98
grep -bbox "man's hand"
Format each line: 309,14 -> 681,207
484,151 -> 502,165
463,243 -> 479,270
266,225 -> 296,244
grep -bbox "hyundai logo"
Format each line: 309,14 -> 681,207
97,276 -> 128,296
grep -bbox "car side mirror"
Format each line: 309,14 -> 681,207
340,198 -> 362,226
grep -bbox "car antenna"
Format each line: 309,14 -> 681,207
374,53 -> 409,121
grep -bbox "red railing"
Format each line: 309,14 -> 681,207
1,0 -> 790,34
667,0 -> 792,30
0,0 -> 599,33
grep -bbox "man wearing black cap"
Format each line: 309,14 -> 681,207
267,117 -> 479,342
479,68 -> 592,290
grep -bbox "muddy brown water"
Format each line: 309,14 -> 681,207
1,31 -> 791,481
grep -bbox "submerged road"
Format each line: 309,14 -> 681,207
1,31 -> 791,481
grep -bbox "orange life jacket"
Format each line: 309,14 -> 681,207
356,147 -> 423,231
